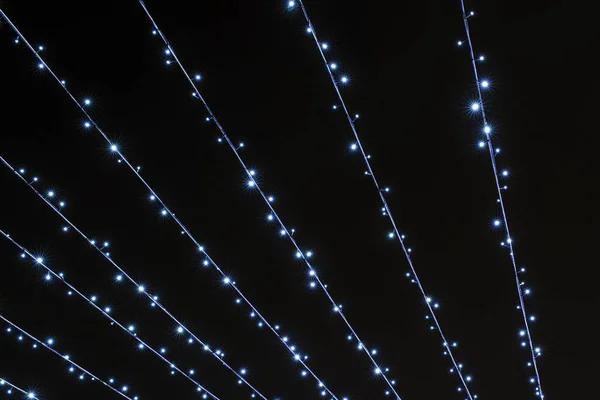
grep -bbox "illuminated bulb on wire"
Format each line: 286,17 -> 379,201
483,125 -> 491,134
330,63 -> 338,70
38,63 -> 44,69
321,43 -> 329,50
165,49 -> 171,55
84,122 -> 91,129
110,144 -> 118,152
194,74 -> 201,81
471,102 -> 480,111
223,277 -> 231,284
138,285 -> 145,292
457,40 -> 463,46
478,141 -> 485,148
267,196 -> 274,202
481,80 -> 489,88
47,338 -> 54,345
83,99 -> 91,106
35,257 -> 43,264
340,76 -> 349,84
501,170 -> 509,177
350,143 -> 357,151
161,209 -> 167,216
59,201 -> 65,207
177,326 -> 184,334
478,55 -> 485,61
287,0 -> 296,8
306,26 -> 312,33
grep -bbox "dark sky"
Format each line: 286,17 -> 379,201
0,0 -> 596,399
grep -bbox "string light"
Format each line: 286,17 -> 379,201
0,377 -> 38,400
0,230 -> 220,400
458,2 -> 544,397
287,1 -> 478,398
1,7 -> 342,399
0,158 -> 272,400
0,314 -> 137,400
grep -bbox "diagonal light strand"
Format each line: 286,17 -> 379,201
283,0 -> 481,398
0,376 -> 39,399
1,314 -> 138,400
457,2 -> 544,398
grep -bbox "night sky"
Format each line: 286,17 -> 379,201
0,1 -> 596,399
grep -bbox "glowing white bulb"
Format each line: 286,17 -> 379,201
84,99 -> 91,106
502,170 -> 509,177
47,191 -> 55,197
47,338 -> 54,345
479,55 -> 485,61
149,195 -> 156,201
195,74 -> 201,81
248,180 -> 255,187
321,43 -> 329,50
116,274 -> 123,281
287,0 -> 296,8
59,201 -> 65,207
105,307 -> 111,313
165,49 -> 171,55
267,214 -> 274,221
268,196 -> 274,202
350,143 -> 357,151
84,122 -> 91,129
457,40 -> 463,46
161,209 -> 168,216
375,368 -> 382,374
45,274 -> 52,281
249,170 -> 256,176
471,102 -> 480,111
493,219 -> 501,227
223,277 -> 231,284
330,63 -> 338,70
478,141 -> 485,148
341,76 -> 349,84
240,368 -> 247,375
36,257 -> 43,264
38,63 -> 44,69
483,125 -> 491,134
110,144 -> 118,152
481,80 -> 489,88
28,393 -> 36,399
138,285 -> 145,292
306,26 -> 312,33
388,232 -> 394,238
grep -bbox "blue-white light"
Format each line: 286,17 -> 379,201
481,80 -> 489,88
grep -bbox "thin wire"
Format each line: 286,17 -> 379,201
286,1 -> 479,398
1,314 -> 137,400
0,376 -> 38,399
0,8 -> 342,399
137,1 -> 403,397
0,156 -> 270,400
0,230 -> 220,400
458,2 -> 543,398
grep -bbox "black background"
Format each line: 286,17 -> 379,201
0,1 -> 596,399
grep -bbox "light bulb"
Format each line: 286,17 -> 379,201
481,80 -> 489,88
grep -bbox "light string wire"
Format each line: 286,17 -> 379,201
1,314 -> 138,400
0,156 -> 271,400
0,376 -> 38,399
0,8 -> 342,400
137,1 -> 403,398
286,0 -> 481,398
0,231 -> 220,400
457,2 -> 544,398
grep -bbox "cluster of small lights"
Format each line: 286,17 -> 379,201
1,6 -> 342,399
457,2 -> 544,398
0,158 -> 271,400
286,1 -> 478,398
0,377 -> 38,400
0,314 -> 138,400
0,230 -> 219,400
